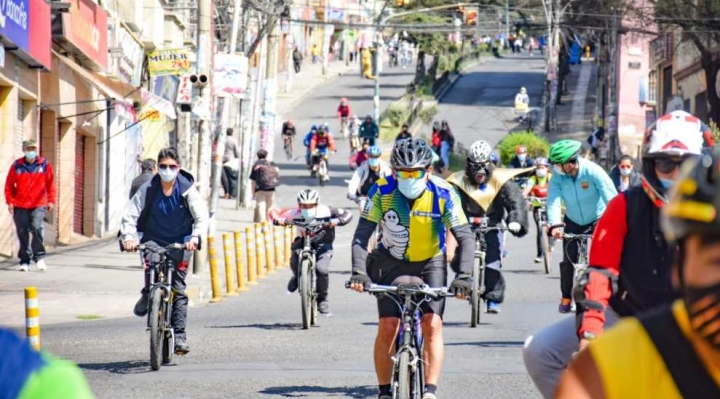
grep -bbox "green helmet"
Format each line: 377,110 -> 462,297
549,140 -> 582,164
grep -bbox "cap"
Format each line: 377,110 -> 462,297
22,139 -> 37,148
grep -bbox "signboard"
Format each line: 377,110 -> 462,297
59,0 -> 109,70
108,21 -> 144,86
152,76 -> 179,103
212,53 -> 248,98
0,0 -> 51,69
147,48 -> 191,76
328,8 -> 344,21
176,75 -> 192,104
650,36 -> 666,66
139,108 -> 161,122
142,88 -> 177,120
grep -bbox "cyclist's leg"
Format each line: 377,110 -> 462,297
420,255 -> 447,386
533,208 -> 542,258
370,250 -> 404,386
169,249 -> 192,342
560,217 -> 581,299
523,308 -> 621,399
289,238 -> 302,277
314,247 -> 332,302
482,230 -> 506,303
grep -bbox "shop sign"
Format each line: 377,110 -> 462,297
212,53 -> 248,98
57,0 -> 108,70
108,21 -> 143,86
176,75 -> 192,104
152,75 -> 179,103
147,48 -> 191,76
0,0 -> 51,69
139,109 -> 161,122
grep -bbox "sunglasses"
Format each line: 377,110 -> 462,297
396,169 -> 427,179
158,164 -> 179,171
655,159 -> 682,174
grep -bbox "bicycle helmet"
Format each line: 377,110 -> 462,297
317,125 -> 326,133
391,138 -> 433,169
310,124 -> 318,132
468,140 -> 493,164
297,189 -> 320,205
367,146 -> 382,157
516,145 -> 528,155
520,87 -> 527,94
490,153 -> 499,165
535,157 -> 549,166
548,140 -> 582,164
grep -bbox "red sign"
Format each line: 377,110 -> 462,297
62,0 -> 108,70
29,0 -> 52,69
176,75 -> 192,104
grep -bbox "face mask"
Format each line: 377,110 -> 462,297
518,154 -> 527,162
158,168 -> 178,182
536,169 -> 547,178
24,151 -> 37,160
397,177 -> 426,199
553,164 -> 566,176
659,178 -> 673,190
301,208 -> 316,219
368,158 -> 380,167
685,281 -> 720,349
620,167 -> 632,177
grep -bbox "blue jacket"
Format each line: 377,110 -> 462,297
303,132 -> 315,147
547,158 -> 617,226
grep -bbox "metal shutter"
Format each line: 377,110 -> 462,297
74,134 -> 85,235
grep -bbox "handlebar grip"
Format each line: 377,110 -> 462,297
345,281 -> 352,289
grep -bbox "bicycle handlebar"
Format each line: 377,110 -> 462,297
344,281 -> 451,299
527,196 -> 547,203
563,233 -> 593,240
279,219 -> 332,229
138,243 -> 186,251
467,217 -> 510,232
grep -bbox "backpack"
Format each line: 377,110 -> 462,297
255,162 -> 280,189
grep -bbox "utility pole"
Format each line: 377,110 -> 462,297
193,0 -> 213,275
505,0 -> 510,45
322,0 -> 329,75
260,13 -> 279,160
373,0 -> 381,122
607,9 -> 619,167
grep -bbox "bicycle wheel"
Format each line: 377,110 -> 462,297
471,255 -> 481,328
541,229 -> 552,274
162,325 -> 174,365
300,259 -> 312,329
397,351 -> 411,399
149,289 -> 163,371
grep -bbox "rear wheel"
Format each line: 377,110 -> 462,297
300,259 -> 312,329
471,255 -> 481,328
540,224 -> 552,274
397,351 -> 411,399
149,289 -> 163,371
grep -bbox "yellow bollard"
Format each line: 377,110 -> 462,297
234,231 -> 248,291
284,226 -> 292,267
585,45 -> 590,59
263,221 -> 276,273
24,287 -> 40,350
222,233 -> 238,296
274,226 -> 284,269
245,226 -> 258,285
255,223 -> 266,278
208,236 -> 223,303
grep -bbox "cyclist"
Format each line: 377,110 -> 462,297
350,115 -> 361,136
349,138 -> 475,399
0,328 -> 95,398
359,115 -> 379,146
547,139 -> 617,313
525,110 -> 712,398
522,156 -> 552,264
557,148 -> 720,398
447,140 -> 529,313
271,189 -> 352,314
337,97 -> 352,136
303,125 -> 318,168
395,124 -> 412,142
310,125 -> 337,180
120,147 -> 208,355
347,145 -> 391,209
281,119 -> 296,155
509,145 -> 535,168
515,87 -> 530,122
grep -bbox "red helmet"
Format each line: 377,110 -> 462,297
341,97 -> 347,103
516,145 -> 527,155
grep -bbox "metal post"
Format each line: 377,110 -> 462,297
372,0 -> 380,122
260,14 -> 279,160
505,0 -> 510,45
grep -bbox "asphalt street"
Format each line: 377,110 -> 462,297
38,54 -> 560,399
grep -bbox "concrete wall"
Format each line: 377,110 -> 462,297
617,33 -> 652,156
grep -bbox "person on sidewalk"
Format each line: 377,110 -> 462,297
395,124 -> 412,142
292,47 -> 303,73
271,189 -> 353,315
439,120 -> 455,171
249,149 -> 280,222
5,139 -> 56,272
359,115 -> 379,146
120,147 -> 208,355
130,159 -> 156,199
609,154 -> 641,193
311,44 -> 319,64
222,128 -> 240,199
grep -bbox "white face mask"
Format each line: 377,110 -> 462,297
620,167 -> 632,176
301,208 -> 316,219
536,169 -> 547,178
397,177 -> 426,199
158,168 -> 178,182
368,158 -> 380,167
553,164 -> 566,176
518,154 -> 527,162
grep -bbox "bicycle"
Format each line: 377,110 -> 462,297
340,116 -> 349,139
125,242 -> 189,371
346,278 -> 451,399
528,196 -> 552,274
563,232 -> 593,289
467,216 -> 508,327
283,135 -> 294,160
282,219 -> 332,329
313,151 -> 331,187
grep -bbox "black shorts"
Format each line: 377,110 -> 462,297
367,249 -> 447,319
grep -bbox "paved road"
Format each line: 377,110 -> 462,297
39,55 -> 562,399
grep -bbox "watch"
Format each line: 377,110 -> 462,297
581,331 -> 596,340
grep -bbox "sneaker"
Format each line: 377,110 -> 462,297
36,259 -> 47,271
287,276 -> 298,293
558,298 -> 573,314
318,300 -> 330,314
487,301 -> 501,314
174,340 -> 190,355
423,393 -> 438,399
19,264 -> 29,272
133,289 -> 150,317
534,257 -> 541,264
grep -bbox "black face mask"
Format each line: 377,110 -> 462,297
685,281 -> 720,349
466,162 -> 493,185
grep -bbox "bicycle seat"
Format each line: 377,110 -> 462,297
391,276 -> 425,286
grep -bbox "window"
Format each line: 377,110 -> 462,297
695,91 -> 708,121
647,71 -> 658,105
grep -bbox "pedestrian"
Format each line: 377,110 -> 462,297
249,149 -> 280,222
292,47 -> 303,73
395,124 -> 412,142
439,120 -> 455,171
609,154 -> 641,193
222,128 -> 240,198
130,158 -> 156,199
4,139 -> 56,272
311,44 -> 319,64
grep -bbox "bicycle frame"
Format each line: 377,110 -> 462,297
143,251 -> 175,330
564,233 -> 593,283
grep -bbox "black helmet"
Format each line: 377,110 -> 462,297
662,150 -> 720,244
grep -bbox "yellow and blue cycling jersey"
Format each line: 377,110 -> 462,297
362,174 -> 468,262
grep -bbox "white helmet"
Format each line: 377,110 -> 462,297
520,87 -> 527,94
468,140 -> 493,163
643,110 -> 708,159
296,189 -> 320,204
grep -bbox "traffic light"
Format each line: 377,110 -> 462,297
395,0 -> 404,7
465,9 -> 478,25
456,6 -> 464,20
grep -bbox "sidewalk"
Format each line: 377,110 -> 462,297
552,62 -> 597,144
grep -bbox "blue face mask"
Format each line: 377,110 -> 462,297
659,178 -> 673,190
397,177 -> 426,199
368,158 -> 380,167
25,151 -> 37,160
301,208 -> 316,219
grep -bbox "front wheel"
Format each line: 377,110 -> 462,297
162,329 -> 174,365
471,255 -> 481,327
300,259 -> 312,329
149,289 -> 164,371
540,224 -> 552,274
397,351 -> 411,399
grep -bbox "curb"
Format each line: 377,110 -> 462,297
0,235 -> 116,269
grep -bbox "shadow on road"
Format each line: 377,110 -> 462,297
79,360 -> 151,374
445,340 -> 524,348
503,269 -> 546,275
206,323 -> 304,331
360,321 -> 488,327
440,71 -> 544,107
260,385 -> 376,398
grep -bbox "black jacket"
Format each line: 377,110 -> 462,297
609,166 -> 641,193
509,156 -> 535,169
129,171 -> 153,199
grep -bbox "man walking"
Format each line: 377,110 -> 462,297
4,139 -> 56,272
292,47 -> 303,73
222,128 -> 240,198
129,159 -> 156,199
249,150 -> 280,222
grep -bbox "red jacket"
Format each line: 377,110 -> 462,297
5,157 -> 56,209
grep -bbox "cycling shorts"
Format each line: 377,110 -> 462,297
367,248 -> 447,319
